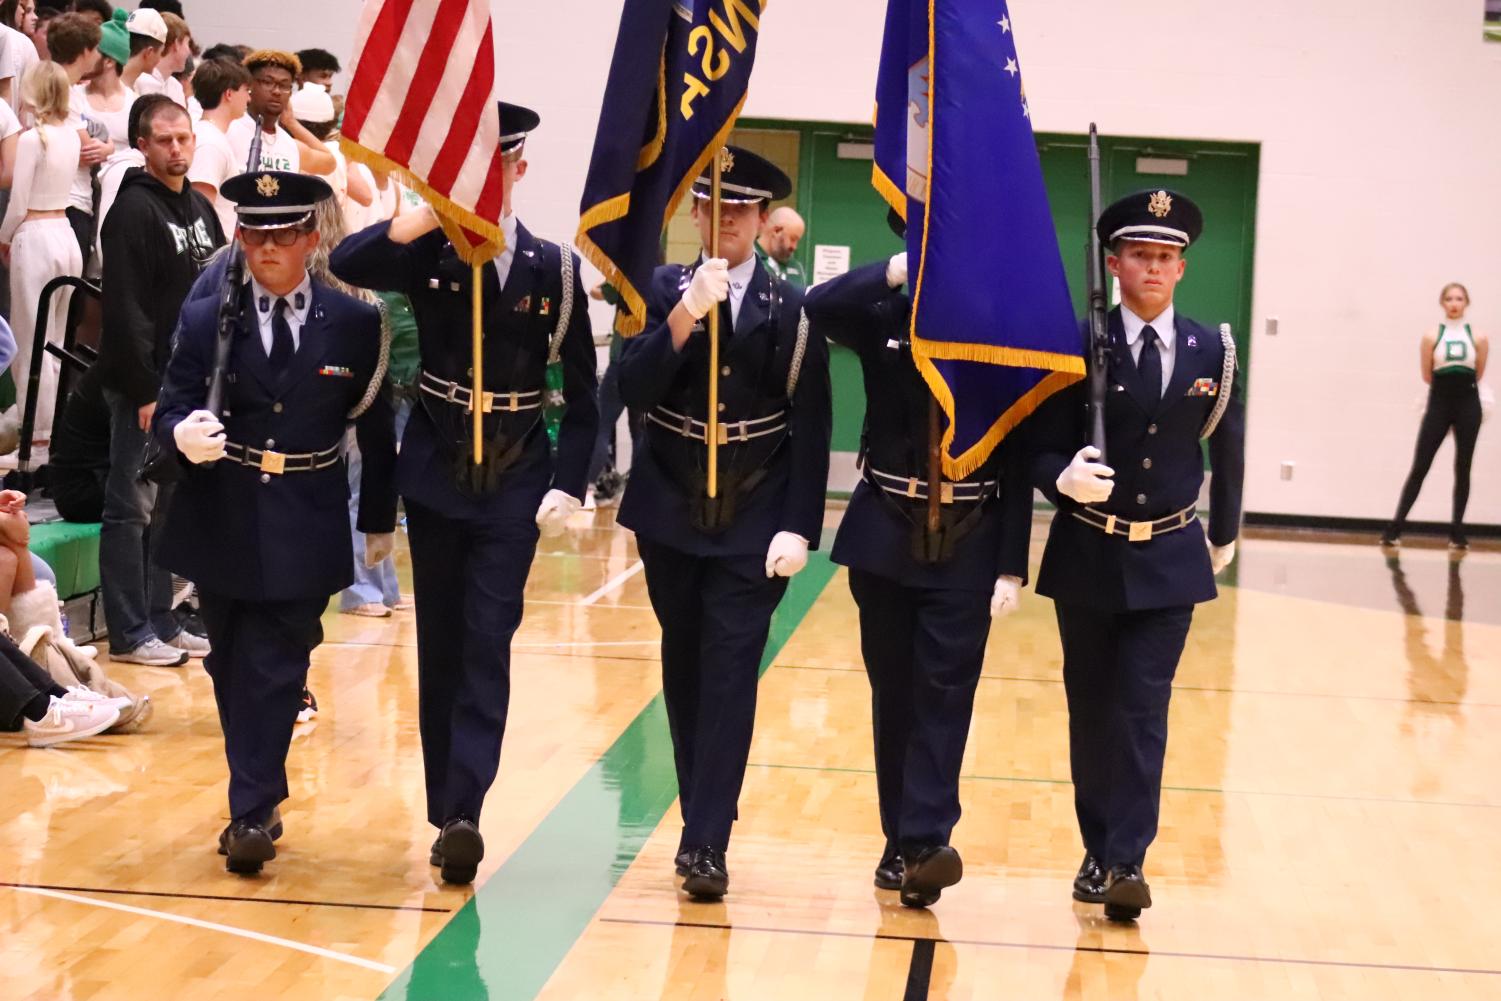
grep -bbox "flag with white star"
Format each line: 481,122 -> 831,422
873,0 -> 1083,478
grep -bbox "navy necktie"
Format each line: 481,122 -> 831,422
1138,324 -> 1162,400
269,297 -> 294,370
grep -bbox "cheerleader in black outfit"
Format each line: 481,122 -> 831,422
1382,283 -> 1489,549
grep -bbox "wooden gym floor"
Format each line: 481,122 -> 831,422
2,508 -> 1498,1001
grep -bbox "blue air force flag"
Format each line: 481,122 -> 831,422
576,0 -> 764,335
874,0 -> 1083,479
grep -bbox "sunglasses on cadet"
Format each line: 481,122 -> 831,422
240,228 -> 308,247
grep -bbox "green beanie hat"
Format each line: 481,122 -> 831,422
98,8 -> 129,68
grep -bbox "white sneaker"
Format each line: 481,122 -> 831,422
25,697 -> 120,747
172,631 -> 211,659
62,686 -> 134,715
112,638 -> 189,666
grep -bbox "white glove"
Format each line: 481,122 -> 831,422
1055,445 -> 1115,504
680,258 -> 730,319
172,409 -> 225,464
990,575 -> 1022,618
885,251 -> 908,288
764,531 -> 809,579
1209,539 -> 1236,575
535,488 -> 582,537
364,532 -> 395,569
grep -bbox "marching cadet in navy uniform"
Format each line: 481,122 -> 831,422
802,235 -> 1030,909
329,103 -> 598,884
1030,190 -> 1245,921
154,171 -> 397,875
616,147 -> 831,901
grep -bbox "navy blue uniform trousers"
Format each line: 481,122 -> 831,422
406,498 -> 538,827
637,538 -> 787,853
848,569 -> 990,850
1055,601 -> 1194,868
197,590 -> 326,825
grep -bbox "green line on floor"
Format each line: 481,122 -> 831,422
379,554 -> 838,1001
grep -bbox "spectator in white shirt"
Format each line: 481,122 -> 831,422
0,61 -> 82,441
228,50 -> 335,177
116,8 -> 162,96
131,10 -> 189,107
0,92 -> 19,189
47,13 -> 110,264
187,57 -> 249,241
0,0 -> 40,111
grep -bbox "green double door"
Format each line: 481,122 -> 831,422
732,120 -> 1260,487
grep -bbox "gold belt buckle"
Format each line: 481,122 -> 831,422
940,482 -> 954,505
1128,520 -> 1153,543
905,477 -> 919,498
716,424 -> 729,445
1103,514 -> 1117,535
259,450 -> 286,475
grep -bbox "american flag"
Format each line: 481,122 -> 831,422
340,0 -> 507,261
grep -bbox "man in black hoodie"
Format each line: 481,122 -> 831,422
96,95 -> 224,666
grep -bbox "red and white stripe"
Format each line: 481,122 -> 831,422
343,0 -> 507,235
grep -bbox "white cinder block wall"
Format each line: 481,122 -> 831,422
182,0 -> 1501,525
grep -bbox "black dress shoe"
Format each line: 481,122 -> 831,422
438,817 -> 484,885
1072,854 -> 1105,903
674,848 -> 692,877
218,807 -> 282,857
874,844 -> 903,891
899,845 -> 962,909
681,846 -> 729,901
223,821 -> 276,875
1102,864 -> 1152,922
429,836 -> 443,867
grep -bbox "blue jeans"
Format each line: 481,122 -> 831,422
340,398 -> 409,610
100,389 -> 180,651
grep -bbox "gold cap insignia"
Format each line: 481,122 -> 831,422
1148,190 -> 1172,218
256,174 -> 280,197
718,147 -> 735,173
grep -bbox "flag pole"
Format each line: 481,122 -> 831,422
472,261 -> 484,465
926,397 -> 941,534
706,147 -> 726,499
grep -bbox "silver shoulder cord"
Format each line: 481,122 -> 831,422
548,245 -> 576,365
786,307 -> 809,399
347,296 -> 392,420
1200,323 -> 1235,439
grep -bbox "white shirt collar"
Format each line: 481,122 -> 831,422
1121,303 -> 1175,351
726,253 -> 758,291
252,273 -> 314,324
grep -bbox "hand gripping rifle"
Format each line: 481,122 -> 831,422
205,117 -> 266,414
1085,124 -> 1110,462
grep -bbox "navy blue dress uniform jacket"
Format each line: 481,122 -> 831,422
153,281 -> 398,602
803,262 -> 1029,592
1030,307 -> 1245,611
616,258 -> 831,556
328,219 -> 598,519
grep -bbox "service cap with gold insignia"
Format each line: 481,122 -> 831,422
1096,188 -> 1204,249
220,170 -> 334,230
498,101 -> 540,155
691,145 -> 793,205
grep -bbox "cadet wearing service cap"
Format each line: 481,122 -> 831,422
153,170 -> 397,875
1030,189 -> 1244,921
330,102 -> 599,885
616,146 -> 831,901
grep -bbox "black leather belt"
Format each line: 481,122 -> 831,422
1072,504 -> 1197,542
419,369 -> 542,413
866,466 -> 997,505
646,406 -> 787,445
223,440 -> 343,474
